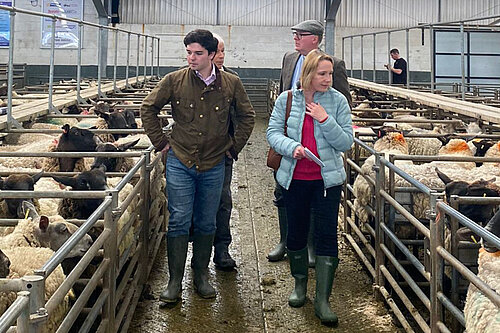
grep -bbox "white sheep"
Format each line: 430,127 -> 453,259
463,222 -> 500,333
0,247 -> 70,333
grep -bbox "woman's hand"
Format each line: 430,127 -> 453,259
293,145 -> 306,159
306,102 -> 328,122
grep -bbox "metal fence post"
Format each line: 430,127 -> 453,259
429,25 -> 435,93
157,37 -> 161,77
6,9 -> 21,130
406,28 -> 410,88
139,149 -> 152,284
125,33 -> 131,89
102,191 -> 118,333
48,17 -> 58,113
387,32 -> 392,85
429,195 -> 443,333
97,26 -> 104,99
143,36 -> 148,84
150,37 -> 154,79
350,37 -> 353,77
22,275 -> 47,332
113,29 -> 118,93
373,33 -> 376,82
136,35 -> 140,85
360,35 -> 364,80
460,22 -> 465,100
374,153 -> 385,301
16,291 -> 30,333
76,22 -> 85,104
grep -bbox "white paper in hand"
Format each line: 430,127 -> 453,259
304,147 -> 325,167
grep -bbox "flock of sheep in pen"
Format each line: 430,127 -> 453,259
349,88 -> 500,332
0,84 -> 165,332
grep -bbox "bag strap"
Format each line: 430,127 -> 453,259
284,90 -> 292,136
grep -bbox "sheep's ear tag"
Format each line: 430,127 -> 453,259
39,216 -> 49,231
378,130 -> 382,138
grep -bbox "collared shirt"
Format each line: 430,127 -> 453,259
195,64 -> 217,86
291,54 -> 304,89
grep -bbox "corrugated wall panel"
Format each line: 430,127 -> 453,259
120,0 -> 324,26
440,0 -> 500,24
119,0 -> 500,28
337,0 -> 438,28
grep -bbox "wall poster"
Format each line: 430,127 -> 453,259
41,0 -> 83,48
0,1 -> 12,47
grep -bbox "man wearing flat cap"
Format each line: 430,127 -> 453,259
267,19 -> 351,265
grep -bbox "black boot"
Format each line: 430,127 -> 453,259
192,233 -> 216,299
267,206 -> 287,262
314,256 -> 339,326
160,235 -> 189,304
288,247 -> 308,307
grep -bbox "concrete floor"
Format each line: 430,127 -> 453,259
129,117 -> 401,333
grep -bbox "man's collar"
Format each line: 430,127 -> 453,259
195,64 -> 216,80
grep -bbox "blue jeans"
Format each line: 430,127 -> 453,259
166,149 -> 225,237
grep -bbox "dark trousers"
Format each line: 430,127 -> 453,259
214,156 -> 234,253
282,180 -> 342,257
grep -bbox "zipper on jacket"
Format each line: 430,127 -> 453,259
324,188 -> 327,198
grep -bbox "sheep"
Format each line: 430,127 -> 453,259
463,210 -> 500,333
0,247 -> 69,333
77,108 -> 130,143
0,212 -> 92,259
87,139 -> 140,173
43,124 -> 101,172
483,142 -> 500,168
0,172 -> 44,219
0,137 -> 55,169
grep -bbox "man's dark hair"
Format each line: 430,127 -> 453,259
390,48 -> 399,54
183,29 -> 218,54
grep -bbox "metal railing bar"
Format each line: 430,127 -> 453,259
382,159 -> 432,195
0,291 -> 30,333
0,191 -> 107,199
0,5 -> 157,39
38,197 -> 112,276
378,285 -> 416,333
55,259 -> 110,333
77,289 -> 109,333
0,151 -> 142,158
381,244 -> 431,310
113,156 -> 145,191
436,291 -> 465,327
438,202 -> 500,248
2,129 -> 145,135
380,265 -> 430,333
0,279 -> 24,293
45,229 -> 110,314
436,246 -> 500,308
380,222 -> 431,281
117,213 -> 138,247
114,245 -> 141,308
346,216 -> 376,258
343,233 -> 376,277
380,190 -> 431,239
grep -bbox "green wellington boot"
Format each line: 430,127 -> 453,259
314,256 -> 339,326
267,206 -> 288,262
192,233 -> 216,299
160,235 -> 189,304
288,247 -> 308,307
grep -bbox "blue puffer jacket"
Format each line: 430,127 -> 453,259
267,87 -> 353,190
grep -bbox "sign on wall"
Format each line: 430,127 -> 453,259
0,1 -> 12,47
41,0 -> 83,48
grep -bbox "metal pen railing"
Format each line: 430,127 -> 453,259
0,4 -> 160,130
342,13 -> 500,97
343,134 -> 500,333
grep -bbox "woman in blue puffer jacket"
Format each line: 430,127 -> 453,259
266,49 -> 353,327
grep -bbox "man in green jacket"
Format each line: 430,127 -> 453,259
141,29 -> 255,303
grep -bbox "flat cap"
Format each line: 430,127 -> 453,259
291,20 -> 324,36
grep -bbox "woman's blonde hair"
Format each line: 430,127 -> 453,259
299,49 -> 334,91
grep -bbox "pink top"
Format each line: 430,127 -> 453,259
293,113 -> 322,180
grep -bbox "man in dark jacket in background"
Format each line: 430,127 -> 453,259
141,29 -> 254,304
268,19 -> 351,266
211,33 -> 239,270
384,48 -> 407,84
